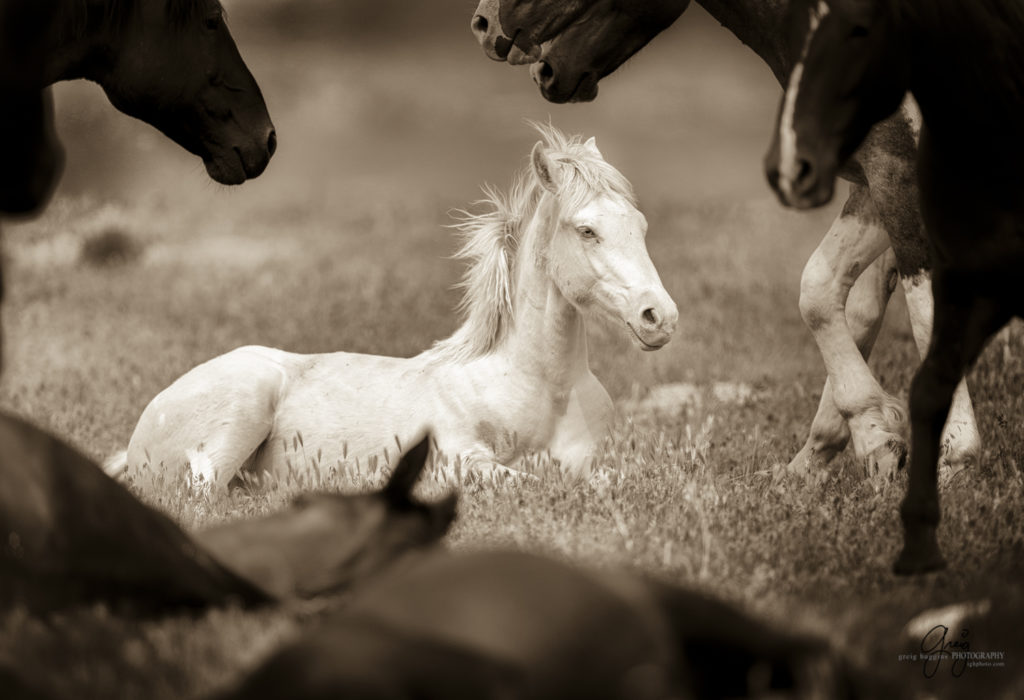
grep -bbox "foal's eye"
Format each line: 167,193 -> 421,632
205,14 -> 222,30
577,226 -> 598,240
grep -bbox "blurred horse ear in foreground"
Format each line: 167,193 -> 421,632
0,412 -> 272,617
765,0 -> 1024,575
219,549 -> 890,700
194,434 -> 458,599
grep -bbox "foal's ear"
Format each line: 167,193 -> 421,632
531,141 -> 561,194
384,433 -> 431,500
583,136 -> 602,158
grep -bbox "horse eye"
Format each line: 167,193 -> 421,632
205,14 -> 222,30
849,25 -> 869,38
577,226 -> 597,239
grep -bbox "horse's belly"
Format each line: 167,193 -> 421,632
253,353 -> 433,481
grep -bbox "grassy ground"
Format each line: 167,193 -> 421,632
2,5 -> 1024,698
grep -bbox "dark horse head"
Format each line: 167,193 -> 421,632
470,0 -> 690,103
0,1 -> 64,214
765,0 -> 908,209
531,0 -> 690,103
48,0 -> 276,185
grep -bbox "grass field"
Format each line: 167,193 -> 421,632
2,3 -> 1024,698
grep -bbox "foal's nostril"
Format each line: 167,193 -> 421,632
642,307 -> 659,327
266,129 -> 277,158
471,14 -> 488,36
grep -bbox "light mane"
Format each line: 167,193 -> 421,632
425,123 -> 636,363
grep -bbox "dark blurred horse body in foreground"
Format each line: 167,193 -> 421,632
0,411 -> 271,617
1,425 -> 455,615
219,549 -> 878,700
471,0 -> 982,483
765,0 -> 1024,574
194,436 -> 458,600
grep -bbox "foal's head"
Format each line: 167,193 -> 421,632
766,0 -> 908,208
76,0 -> 276,185
529,128 -> 678,351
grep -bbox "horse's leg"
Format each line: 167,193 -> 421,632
860,102 -> 982,473
901,273 -> 982,471
789,185 -> 904,478
127,348 -> 285,493
548,373 -> 613,481
894,274 -> 1009,574
788,246 -> 898,475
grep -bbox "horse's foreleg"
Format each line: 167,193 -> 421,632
789,248 -> 899,476
789,186 -> 905,478
895,275 -> 1009,574
902,273 -> 981,472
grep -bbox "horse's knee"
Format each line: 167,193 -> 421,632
799,253 -> 842,331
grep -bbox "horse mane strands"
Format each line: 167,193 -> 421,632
61,0 -> 137,41
525,120 -> 637,212
428,180 -> 531,363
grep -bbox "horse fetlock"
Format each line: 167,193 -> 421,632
846,403 -> 906,462
863,438 -> 907,482
785,438 -> 845,477
939,420 -> 981,471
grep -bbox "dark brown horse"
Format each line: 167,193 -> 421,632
0,1 -> 63,215
470,0 -> 982,483
219,549 -> 879,700
1,427 -> 455,615
32,0 -> 276,185
765,0 -> 1024,574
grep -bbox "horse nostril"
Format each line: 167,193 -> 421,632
794,158 -> 814,189
266,129 -> 277,157
471,14 -> 488,36
537,60 -> 555,86
642,307 -> 659,327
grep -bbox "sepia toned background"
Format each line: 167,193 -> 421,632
2,2 -> 1023,699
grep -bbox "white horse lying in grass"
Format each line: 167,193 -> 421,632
107,125 -> 677,491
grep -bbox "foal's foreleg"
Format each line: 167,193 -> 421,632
895,277 -> 1009,574
789,187 -> 905,478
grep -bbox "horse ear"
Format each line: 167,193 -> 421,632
531,141 -> 561,194
384,433 -> 431,500
584,136 -> 602,158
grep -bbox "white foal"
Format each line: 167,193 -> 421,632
109,125 -> 677,491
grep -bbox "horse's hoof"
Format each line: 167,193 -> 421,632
865,438 -> 907,481
893,530 -> 947,575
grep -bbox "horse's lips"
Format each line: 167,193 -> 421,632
627,323 -> 667,352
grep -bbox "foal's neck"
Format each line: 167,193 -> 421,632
500,198 -> 589,391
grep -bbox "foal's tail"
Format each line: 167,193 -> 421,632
102,449 -> 129,479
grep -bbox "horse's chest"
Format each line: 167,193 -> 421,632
470,388 -> 570,457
